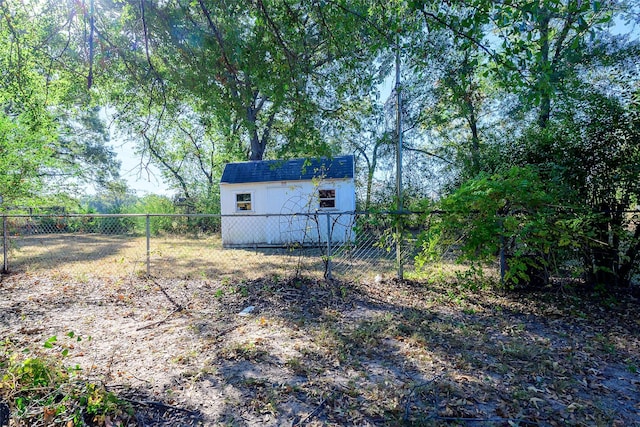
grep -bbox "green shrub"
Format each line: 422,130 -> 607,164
0,335 -> 132,425
416,166 -> 562,289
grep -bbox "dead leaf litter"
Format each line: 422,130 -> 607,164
1,272 -> 639,426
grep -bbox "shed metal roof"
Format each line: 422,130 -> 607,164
220,155 -> 354,184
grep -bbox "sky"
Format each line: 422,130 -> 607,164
99,106 -> 171,196
114,141 -> 171,196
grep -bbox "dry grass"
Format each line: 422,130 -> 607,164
7,233 -> 339,280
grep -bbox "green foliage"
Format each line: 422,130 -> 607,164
191,195 -> 222,233
0,335 -> 131,425
0,103 -> 57,203
123,194 -> 222,235
80,181 -> 138,234
417,166 -> 558,287
127,195 -> 177,236
416,0 -> 617,92
131,195 -> 176,215
84,0 -> 383,203
417,77 -> 640,290
508,89 -> 640,287
55,106 -> 121,190
0,1 -> 119,206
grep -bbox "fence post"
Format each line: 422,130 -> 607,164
325,212 -> 332,280
499,216 -> 506,287
396,213 -> 403,280
2,215 -> 7,273
146,214 -> 150,276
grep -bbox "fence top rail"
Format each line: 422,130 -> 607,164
3,208 -> 639,219
1,211 -> 423,219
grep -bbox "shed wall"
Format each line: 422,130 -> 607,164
220,179 -> 355,246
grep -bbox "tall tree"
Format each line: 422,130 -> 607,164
403,25 -> 491,179
0,0 -> 120,205
97,0 -> 378,164
84,0 -> 392,203
411,0 -> 625,128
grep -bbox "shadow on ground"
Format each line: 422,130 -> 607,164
1,272 -> 638,426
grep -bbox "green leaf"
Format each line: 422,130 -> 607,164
44,336 -> 57,349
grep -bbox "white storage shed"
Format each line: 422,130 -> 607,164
220,155 -> 356,247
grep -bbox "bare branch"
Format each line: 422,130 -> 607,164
403,144 -> 453,164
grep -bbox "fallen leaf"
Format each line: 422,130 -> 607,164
529,397 -> 544,408
567,402 -> 581,412
43,407 -> 56,423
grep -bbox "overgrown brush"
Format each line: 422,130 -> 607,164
0,334 -> 133,426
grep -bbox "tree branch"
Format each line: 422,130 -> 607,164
403,144 -> 453,164
197,0 -> 238,80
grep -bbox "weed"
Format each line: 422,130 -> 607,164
446,289 -> 464,306
74,272 -> 89,283
0,336 -> 132,425
395,320 -> 416,337
499,341 -> 538,361
78,383 -> 126,418
261,283 -> 274,294
595,334 -> 617,354
242,378 -> 270,390
219,341 -> 268,361
172,350 -> 198,365
340,285 -> 348,298
352,320 -> 384,346
511,387 -> 532,400
572,309 -> 588,319
315,325 -> 349,362
455,264 -> 486,291
284,357 -> 308,376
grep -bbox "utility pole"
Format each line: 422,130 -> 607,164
395,32 -> 404,280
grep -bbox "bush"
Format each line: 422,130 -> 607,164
416,166 -> 562,289
0,335 -> 133,425
508,92 -> 640,288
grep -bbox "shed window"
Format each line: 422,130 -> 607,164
319,189 -> 336,208
236,193 -> 252,211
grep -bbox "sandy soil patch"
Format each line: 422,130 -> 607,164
1,271 -> 639,426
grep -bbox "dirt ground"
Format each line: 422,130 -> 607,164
1,271 -> 639,426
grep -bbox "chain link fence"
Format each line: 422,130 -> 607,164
1,213 -> 418,282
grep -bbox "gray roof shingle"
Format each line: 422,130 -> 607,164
220,155 -> 354,184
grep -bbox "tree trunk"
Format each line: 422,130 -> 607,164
537,11 -> 551,129
466,100 -> 480,174
587,207 -> 618,288
249,128 -> 266,160
365,160 -> 376,211
616,220 -> 640,288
